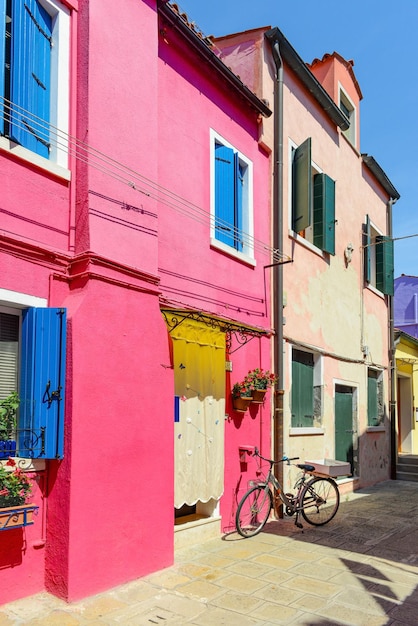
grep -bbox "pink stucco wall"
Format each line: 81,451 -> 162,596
1,0 -> 273,605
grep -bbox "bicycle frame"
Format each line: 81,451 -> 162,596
253,459 -> 309,512
235,447 -> 341,536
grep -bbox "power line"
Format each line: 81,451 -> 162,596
1,97 -> 289,263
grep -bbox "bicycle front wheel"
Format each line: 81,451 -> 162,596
300,477 -> 340,526
235,485 -> 273,538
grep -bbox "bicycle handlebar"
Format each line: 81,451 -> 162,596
253,447 -> 299,465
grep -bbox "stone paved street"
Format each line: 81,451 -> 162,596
1,480 -> 418,625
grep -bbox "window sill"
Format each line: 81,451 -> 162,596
0,458 -> 46,472
289,427 -> 325,436
366,426 -> 386,433
365,284 -> 385,299
210,238 -> 256,267
0,137 -> 71,182
289,231 -> 325,258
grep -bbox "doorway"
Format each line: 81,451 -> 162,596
335,385 -> 357,475
397,376 -> 413,454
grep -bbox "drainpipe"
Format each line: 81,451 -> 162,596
268,36 -> 285,503
387,197 -> 397,479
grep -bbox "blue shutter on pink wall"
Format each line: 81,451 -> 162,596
11,0 -> 51,157
215,143 -> 235,248
235,153 -> 243,252
19,308 -> 66,459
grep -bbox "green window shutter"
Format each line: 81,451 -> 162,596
376,235 -> 394,296
291,350 -> 314,427
363,215 -> 371,285
367,373 -> 378,426
313,173 -> 336,254
292,138 -> 311,233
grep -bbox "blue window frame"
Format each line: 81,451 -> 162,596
213,136 -> 252,256
0,0 -> 52,158
0,307 -> 66,459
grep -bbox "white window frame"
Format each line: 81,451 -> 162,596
366,217 -> 385,296
210,129 -> 255,265
288,139 -> 325,257
289,345 -> 325,435
0,0 -> 70,177
339,85 -> 356,148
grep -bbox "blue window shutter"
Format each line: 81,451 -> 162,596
292,138 -> 312,233
11,0 -> 51,157
376,235 -> 394,296
313,173 -> 336,254
215,143 -> 235,247
234,153 -> 243,252
364,215 -> 371,284
19,308 -> 66,459
0,0 -> 5,135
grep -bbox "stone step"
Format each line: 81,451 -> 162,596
396,470 -> 418,482
397,455 -> 418,467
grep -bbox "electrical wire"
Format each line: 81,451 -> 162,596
0,97 -> 289,263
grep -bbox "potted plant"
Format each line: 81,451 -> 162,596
0,457 -> 37,531
231,381 -> 253,412
243,368 -> 277,403
0,392 -> 19,459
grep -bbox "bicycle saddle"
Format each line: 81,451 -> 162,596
297,463 -> 316,472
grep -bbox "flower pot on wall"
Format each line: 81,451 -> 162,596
0,504 -> 38,531
251,389 -> 267,404
0,440 -> 17,459
232,396 -> 253,412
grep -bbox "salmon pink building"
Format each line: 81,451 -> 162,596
0,0 -> 276,604
215,26 -> 400,494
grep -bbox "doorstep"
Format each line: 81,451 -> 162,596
174,515 -> 221,551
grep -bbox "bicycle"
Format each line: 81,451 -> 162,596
235,447 -> 340,537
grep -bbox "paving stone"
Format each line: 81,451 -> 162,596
211,590 -> 264,614
334,588 -> 396,615
176,579 -> 224,601
193,606 -> 259,625
253,553 -> 300,570
281,575 -> 341,598
72,594 -> 130,620
144,569 -> 191,589
249,600 -> 300,623
24,611 -> 81,626
289,592 -> 329,613
0,615 -> 19,626
317,602 -> 392,626
254,582 -> 303,606
388,600 -> 418,623
217,573 -> 268,594
289,561 -> 343,581
2,480 -> 418,626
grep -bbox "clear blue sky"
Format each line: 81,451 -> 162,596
176,1 -> 418,278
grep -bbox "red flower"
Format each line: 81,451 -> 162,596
6,457 -> 16,467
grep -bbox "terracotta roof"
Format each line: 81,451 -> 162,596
309,52 -> 363,100
169,2 -> 216,49
159,1 -> 272,117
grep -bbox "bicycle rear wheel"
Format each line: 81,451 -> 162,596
235,485 -> 273,537
300,476 -> 340,526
